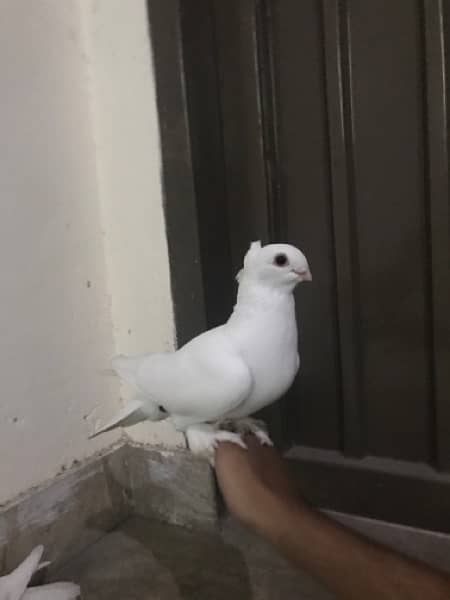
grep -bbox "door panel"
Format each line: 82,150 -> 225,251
271,0 -> 342,450
149,0 -> 450,530
349,0 -> 431,460
210,0 -> 450,465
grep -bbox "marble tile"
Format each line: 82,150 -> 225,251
127,446 -> 218,531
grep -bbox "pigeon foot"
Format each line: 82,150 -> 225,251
185,424 -> 246,464
218,417 -> 274,446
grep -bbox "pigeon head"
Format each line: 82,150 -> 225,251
238,241 -> 312,291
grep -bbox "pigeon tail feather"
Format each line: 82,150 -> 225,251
89,395 -> 167,438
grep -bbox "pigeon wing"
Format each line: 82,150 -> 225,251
134,327 -> 253,422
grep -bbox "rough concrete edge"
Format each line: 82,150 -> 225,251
0,441 -> 132,574
0,438 -> 126,513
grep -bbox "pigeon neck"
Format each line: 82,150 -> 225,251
232,276 -> 294,315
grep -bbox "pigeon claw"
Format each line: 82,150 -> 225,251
214,431 -> 247,449
218,417 -> 274,447
185,424 -> 247,464
254,429 -> 274,446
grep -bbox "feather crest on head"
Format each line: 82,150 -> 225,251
236,240 -> 262,283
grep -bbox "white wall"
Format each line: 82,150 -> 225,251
0,0 -> 180,506
80,0 -> 183,447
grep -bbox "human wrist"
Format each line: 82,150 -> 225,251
249,487 -> 311,542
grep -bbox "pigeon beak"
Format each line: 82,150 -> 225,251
294,267 -> 312,281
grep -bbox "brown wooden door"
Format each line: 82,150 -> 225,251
149,0 -> 450,531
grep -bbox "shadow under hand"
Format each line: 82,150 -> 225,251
124,517 -> 253,600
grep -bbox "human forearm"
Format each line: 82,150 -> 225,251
260,497 -> 450,600
215,438 -> 450,599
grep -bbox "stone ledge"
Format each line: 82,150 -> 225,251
0,443 -> 217,575
126,444 -> 218,530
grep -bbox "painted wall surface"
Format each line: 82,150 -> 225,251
80,0 -> 183,447
0,0 -> 180,505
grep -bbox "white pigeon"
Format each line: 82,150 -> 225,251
0,545 -> 80,600
92,241 -> 311,456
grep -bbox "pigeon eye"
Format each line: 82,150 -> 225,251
274,253 -> 288,267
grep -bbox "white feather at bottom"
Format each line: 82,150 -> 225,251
22,582 -> 80,599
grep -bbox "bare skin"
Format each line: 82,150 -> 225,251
215,437 -> 450,600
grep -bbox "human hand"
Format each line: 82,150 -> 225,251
214,435 -> 307,534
